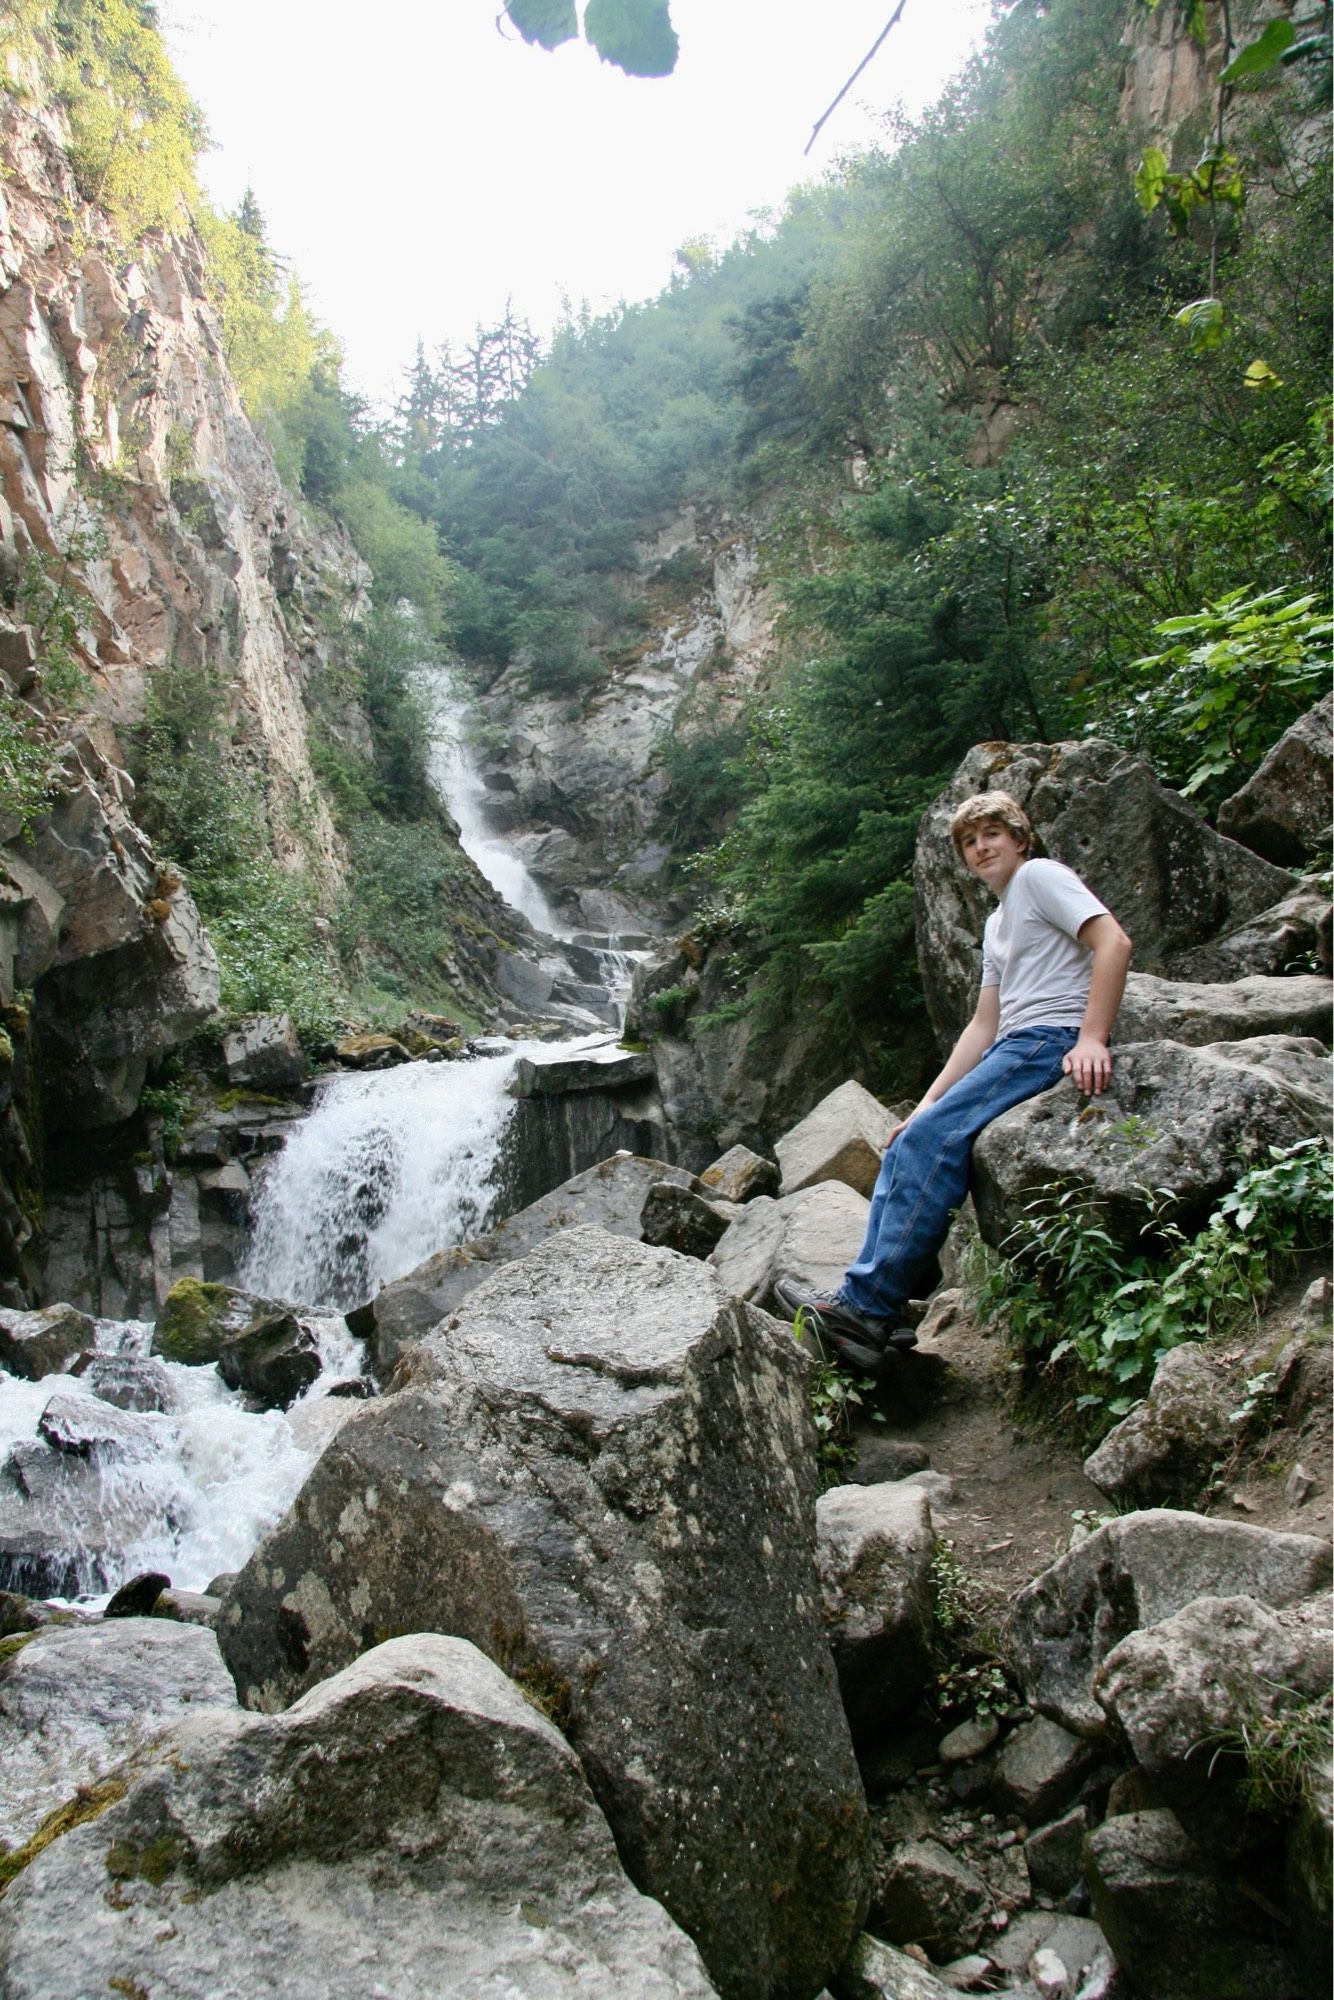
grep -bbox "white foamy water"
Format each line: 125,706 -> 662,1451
240,1036 -> 610,1312
0,1316 -> 366,1601
421,666 -> 565,934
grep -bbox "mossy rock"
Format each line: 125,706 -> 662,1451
152,1279 -> 291,1367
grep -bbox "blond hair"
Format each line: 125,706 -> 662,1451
949,790 -> 1033,861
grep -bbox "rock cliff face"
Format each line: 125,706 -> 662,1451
0,45 -> 531,1310
0,57 -> 364,884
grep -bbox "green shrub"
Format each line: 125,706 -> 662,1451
983,1139 -> 1333,1435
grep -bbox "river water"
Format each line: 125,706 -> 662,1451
0,674 -> 641,1602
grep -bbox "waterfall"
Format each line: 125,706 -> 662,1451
241,1037 -> 563,1311
420,665 -> 564,935
1,679 -> 654,1607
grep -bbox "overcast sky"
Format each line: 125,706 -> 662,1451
161,0 -> 992,409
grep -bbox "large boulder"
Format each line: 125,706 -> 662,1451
217,1227 -> 870,2000
698,1144 -> 779,1204
0,1634 -> 719,2000
816,1482 -> 936,1743
151,1278 -> 320,1409
775,1081 -> 894,1200
368,1152 -> 695,1376
972,1035 -> 1331,1249
0,1302 -> 94,1379
1217,691 -> 1333,867
0,1382 -> 186,1598
221,1011 -> 303,1091
1172,877 -> 1331,983
709,1181 -> 870,1314
1093,1591 -> 1333,1788
1010,1510 -> 1332,1738
1083,1342 -> 1235,1509
507,1038 -> 655,1097
914,739 -> 1291,1046
1114,970 -> 1331,1048
0,1618 -> 236,1852
1084,1808 -> 1301,2000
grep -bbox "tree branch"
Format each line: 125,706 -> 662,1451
804,2 -> 910,157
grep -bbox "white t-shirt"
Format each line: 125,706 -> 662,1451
980,858 -> 1109,1039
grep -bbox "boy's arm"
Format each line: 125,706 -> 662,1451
886,986 -> 1000,1145
1063,912 -> 1133,1095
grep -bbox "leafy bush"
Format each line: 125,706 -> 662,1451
983,1140 -> 1334,1434
1102,583 -> 1332,799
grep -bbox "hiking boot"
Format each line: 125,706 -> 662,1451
771,1281 -> 891,1374
772,1279 -> 917,1365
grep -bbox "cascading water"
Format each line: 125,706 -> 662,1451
0,1315 -> 365,1600
239,1033 -> 605,1311
2,676 -> 648,1606
420,666 -> 565,935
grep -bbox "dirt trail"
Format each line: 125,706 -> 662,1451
849,1277 -> 1333,1613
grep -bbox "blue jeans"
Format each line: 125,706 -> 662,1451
839,1026 -> 1078,1321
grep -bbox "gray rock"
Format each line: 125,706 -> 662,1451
698,1144 -> 779,1203
151,1588 -> 222,1628
20,747 -> 220,1130
369,1153 -> 694,1375
709,1180 -> 870,1314
832,1932 -> 963,1998
151,1279 -> 299,1366
1217,691 -> 1333,866
221,1011 -> 303,1091
36,1387 -> 160,1460
1286,1746 -> 1333,1996
1083,1344 -> 1234,1507
0,1617 -> 236,1852
1010,1510 -> 1332,1737
0,1634 -> 718,2000
993,1715 -> 1100,1822
849,1437 -> 932,1484
215,1311 -> 321,1411
1085,1808 -> 1300,1999
1172,878 -> 1331,983
914,739 -> 1290,1047
217,1228 -> 869,2000
1114,970 -> 1332,1048
939,1713 -> 1001,1764
69,1351 -> 173,1413
103,1571 -> 170,1618
0,1303 -> 95,1380
640,1179 -> 732,1258
973,1036 -> 1331,1250
1024,1807 -> 1090,1902
0,1383 -> 184,1598
508,1038 -> 655,1096
1093,1591 -> 1333,1780
872,1837 -> 991,1961
817,1482 -> 936,1741
776,1080 -> 895,1199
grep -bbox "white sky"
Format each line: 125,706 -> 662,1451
161,0 -> 993,410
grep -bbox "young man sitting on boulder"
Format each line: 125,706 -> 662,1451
776,791 -> 1132,1374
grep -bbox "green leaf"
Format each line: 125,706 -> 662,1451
504,0 -> 578,52
583,0 -> 679,76
1173,296 -> 1226,352
1220,18 -> 1295,84
1134,147 -> 1168,214
1243,358 -> 1284,391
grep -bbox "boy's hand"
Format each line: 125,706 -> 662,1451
1064,1035 -> 1113,1095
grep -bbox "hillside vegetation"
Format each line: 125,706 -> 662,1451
0,0 -> 1327,1073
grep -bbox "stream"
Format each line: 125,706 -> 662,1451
0,672 -> 644,1603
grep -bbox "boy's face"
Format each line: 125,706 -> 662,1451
959,819 -> 1027,893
